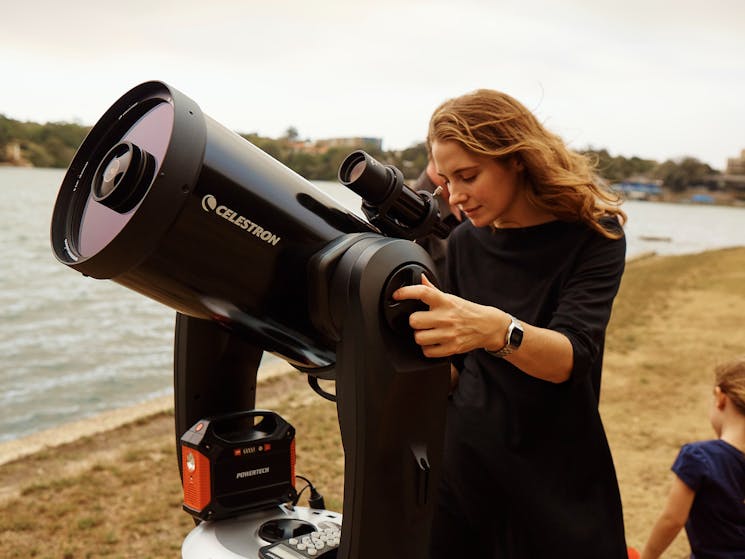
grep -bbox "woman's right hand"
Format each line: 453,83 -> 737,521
393,274 -> 509,359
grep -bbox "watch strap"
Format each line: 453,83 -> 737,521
486,315 -> 523,358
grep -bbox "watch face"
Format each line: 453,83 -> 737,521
509,323 -> 524,348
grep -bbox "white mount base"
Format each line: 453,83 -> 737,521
182,505 -> 343,559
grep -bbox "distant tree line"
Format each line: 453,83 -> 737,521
242,127 -> 429,182
0,115 -> 720,192
583,148 -> 719,193
0,114 -> 90,168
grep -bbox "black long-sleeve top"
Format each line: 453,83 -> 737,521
442,217 -> 628,557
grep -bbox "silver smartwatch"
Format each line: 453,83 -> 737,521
486,315 -> 524,358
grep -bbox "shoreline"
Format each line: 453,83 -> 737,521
0,246 -> 736,467
0,395 -> 174,467
0,246 -> 739,467
0,360 -> 297,467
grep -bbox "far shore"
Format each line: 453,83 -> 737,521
2,163 -> 744,207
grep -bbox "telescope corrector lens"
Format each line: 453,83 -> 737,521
54,97 -> 174,260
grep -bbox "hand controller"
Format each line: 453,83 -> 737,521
259,524 -> 341,559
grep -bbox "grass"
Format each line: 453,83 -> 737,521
1,247 -> 744,558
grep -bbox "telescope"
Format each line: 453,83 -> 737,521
50,81 -> 451,559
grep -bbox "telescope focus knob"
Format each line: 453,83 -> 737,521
382,264 -> 432,336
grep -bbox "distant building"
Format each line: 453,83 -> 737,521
4,142 -> 22,163
2,141 -> 30,166
715,149 -> 745,193
287,136 -> 383,155
690,193 -> 715,204
314,137 -> 383,152
726,149 -> 745,175
611,178 -> 663,200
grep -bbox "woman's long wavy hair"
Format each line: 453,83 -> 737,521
428,89 -> 626,239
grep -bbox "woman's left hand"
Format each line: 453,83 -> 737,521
392,274 -> 508,358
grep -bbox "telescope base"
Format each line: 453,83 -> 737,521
182,505 -> 342,559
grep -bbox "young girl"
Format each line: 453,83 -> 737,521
394,89 -> 628,557
642,357 -> 745,558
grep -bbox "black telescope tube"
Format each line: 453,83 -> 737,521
50,81 -> 375,370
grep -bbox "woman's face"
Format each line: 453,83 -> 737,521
431,140 -> 547,228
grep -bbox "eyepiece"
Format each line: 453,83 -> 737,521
92,141 -> 156,213
338,150 -> 454,241
338,150 -> 393,205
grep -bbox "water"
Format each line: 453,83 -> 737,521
622,201 -> 745,258
2,167 -> 745,444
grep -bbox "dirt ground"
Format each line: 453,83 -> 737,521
1,247 -> 744,558
602,247 -> 745,556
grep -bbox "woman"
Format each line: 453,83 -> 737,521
393,89 -> 628,558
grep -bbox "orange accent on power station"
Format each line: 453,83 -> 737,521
290,439 -> 296,487
182,446 -> 212,512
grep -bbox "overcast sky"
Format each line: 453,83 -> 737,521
2,0 -> 743,169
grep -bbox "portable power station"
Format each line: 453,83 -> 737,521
180,410 -> 297,521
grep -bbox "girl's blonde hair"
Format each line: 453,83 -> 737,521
715,358 -> 745,415
427,89 -> 626,239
